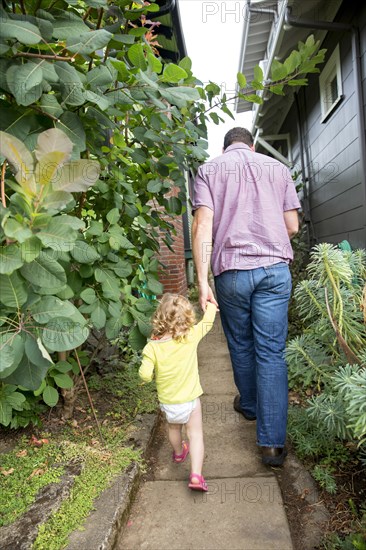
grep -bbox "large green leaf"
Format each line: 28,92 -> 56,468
56,215 -> 85,231
66,29 -> 112,55
105,316 -> 123,339
110,259 -> 132,278
34,128 -> 73,162
271,59 -> 288,82
53,372 -> 73,389
110,59 -> 130,81
32,296 -> 77,323
284,50 -> 302,74
40,95 -> 64,118
86,64 -> 115,89
146,275 -> 163,295
160,86 -> 200,108
36,150 -> 67,186
6,62 -> 43,106
4,334 -> 52,390
0,332 -> 16,373
100,270 -> 121,301
20,236 -> 42,263
54,62 -> 85,107
40,60 -> 59,84
42,190 -> 73,210
91,303 -> 106,329
42,385 -> 59,407
20,250 -> 67,293
0,244 -> 24,274
3,219 -> 32,243
84,90 -> 110,111
130,308 -> 151,337
0,18 -> 42,44
52,13 -> 89,39
0,333 -> 24,379
70,240 -> 100,264
52,159 -> 100,192
56,112 -> 86,153
0,385 -> 26,426
128,325 -> 146,350
0,103 -> 32,141
0,40 -> 10,54
108,226 -> 133,250
127,43 -> 147,70
9,12 -> 53,41
0,271 -> 28,307
147,53 -> 162,74
36,217 -> 77,251
160,63 -> 188,84
41,316 -> 89,352
80,287 -> 97,304
0,131 -> 35,193
237,72 -> 247,89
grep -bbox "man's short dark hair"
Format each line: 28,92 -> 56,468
223,127 -> 254,150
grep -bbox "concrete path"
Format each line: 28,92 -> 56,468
117,315 -> 293,550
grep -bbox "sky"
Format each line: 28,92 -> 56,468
177,0 -> 253,159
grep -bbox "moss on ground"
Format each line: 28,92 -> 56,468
0,356 -> 158,549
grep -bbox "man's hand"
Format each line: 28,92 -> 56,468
198,281 -> 218,311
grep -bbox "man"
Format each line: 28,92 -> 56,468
192,127 -> 300,466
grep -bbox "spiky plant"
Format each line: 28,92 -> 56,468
286,243 -> 366,453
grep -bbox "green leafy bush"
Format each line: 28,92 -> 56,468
0,0 -> 327,426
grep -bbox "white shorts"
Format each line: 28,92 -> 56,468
160,398 -> 198,424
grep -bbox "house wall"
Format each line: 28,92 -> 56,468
281,3 -> 366,248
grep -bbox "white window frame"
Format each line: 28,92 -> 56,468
319,44 -> 343,122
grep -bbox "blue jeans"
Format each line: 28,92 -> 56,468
214,263 -> 291,447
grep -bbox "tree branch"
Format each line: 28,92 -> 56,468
29,105 -> 60,122
1,162 -> 6,208
74,349 -> 105,445
14,51 -> 75,61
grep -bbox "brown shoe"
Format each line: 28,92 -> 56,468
261,446 -> 287,466
233,395 -> 256,421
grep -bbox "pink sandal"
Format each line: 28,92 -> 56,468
188,473 -> 208,492
172,441 -> 189,463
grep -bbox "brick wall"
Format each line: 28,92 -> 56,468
156,186 -> 188,296
158,215 -> 187,296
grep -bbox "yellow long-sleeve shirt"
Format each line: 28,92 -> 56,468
139,302 -> 217,404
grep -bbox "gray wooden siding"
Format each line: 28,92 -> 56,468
279,3 -> 366,248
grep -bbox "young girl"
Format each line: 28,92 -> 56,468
139,293 -> 217,492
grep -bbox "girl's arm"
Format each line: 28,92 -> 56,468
194,302 -> 217,342
138,343 -> 155,383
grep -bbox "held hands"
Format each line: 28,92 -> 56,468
198,281 -> 219,312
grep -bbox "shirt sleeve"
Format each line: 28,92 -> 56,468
283,166 -> 301,211
193,302 -> 217,342
192,165 -> 214,212
138,342 -> 156,383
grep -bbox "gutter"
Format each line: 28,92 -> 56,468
235,0 -> 286,113
249,0 -> 289,133
284,7 -> 366,232
156,0 -> 176,16
155,0 -> 187,59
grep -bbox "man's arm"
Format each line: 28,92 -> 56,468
283,209 -> 299,239
192,206 -> 218,310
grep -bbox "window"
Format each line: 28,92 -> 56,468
319,44 -> 343,122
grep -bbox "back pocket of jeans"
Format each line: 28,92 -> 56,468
264,264 -> 291,294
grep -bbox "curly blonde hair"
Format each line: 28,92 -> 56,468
151,293 -> 196,341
